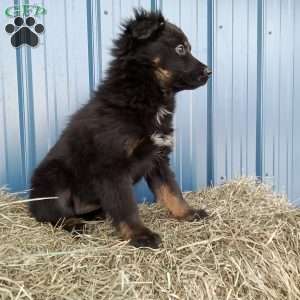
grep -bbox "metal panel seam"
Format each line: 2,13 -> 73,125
256,0 -> 263,179
207,0 -> 214,186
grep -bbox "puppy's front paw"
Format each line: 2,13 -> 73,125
184,209 -> 208,221
129,229 -> 161,249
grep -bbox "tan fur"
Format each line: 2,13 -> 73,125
155,68 -> 172,84
153,57 -> 172,84
119,222 -> 134,240
62,218 -> 84,227
125,137 -> 144,156
73,195 -> 101,215
153,57 -> 160,64
156,184 -> 191,218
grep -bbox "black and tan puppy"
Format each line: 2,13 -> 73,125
28,9 -> 212,248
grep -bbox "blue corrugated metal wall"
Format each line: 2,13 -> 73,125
0,0 -> 299,204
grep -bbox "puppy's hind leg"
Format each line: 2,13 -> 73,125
30,189 -> 87,234
29,189 -> 74,222
47,192 -> 103,235
58,208 -> 106,236
51,217 -> 88,235
78,208 -> 105,221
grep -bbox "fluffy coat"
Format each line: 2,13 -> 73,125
29,9 -> 211,248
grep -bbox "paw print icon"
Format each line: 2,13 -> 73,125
5,16 -> 44,48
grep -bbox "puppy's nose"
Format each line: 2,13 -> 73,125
204,68 -> 212,76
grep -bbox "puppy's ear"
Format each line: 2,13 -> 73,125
130,9 -> 165,40
112,9 -> 165,57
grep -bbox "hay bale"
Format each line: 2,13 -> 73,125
0,178 -> 299,300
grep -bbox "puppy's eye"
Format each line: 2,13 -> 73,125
175,44 -> 186,56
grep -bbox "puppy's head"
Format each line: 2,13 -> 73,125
151,22 -> 212,92
113,9 -> 212,92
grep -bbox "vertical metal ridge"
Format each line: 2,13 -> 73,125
285,0 -> 294,198
231,0 -> 234,178
191,0 -> 199,190
189,91 -> 193,171
63,0 -> 71,112
179,0 -> 182,189
24,46 -> 36,185
256,0 -> 263,179
225,140 -> 228,180
207,0 -> 214,186
286,135 -> 289,195
15,0 -> 25,187
240,138 -> 243,176
151,0 -> 157,11
179,132 -> 183,190
291,0 -> 296,200
86,0 -> 94,92
96,0 -> 102,84
272,135 -> 275,188
195,0 -> 199,53
179,0 -> 181,25
16,48 -> 26,188
277,0 -> 283,191
0,73 -> 8,183
12,0 -> 26,190
41,0 -> 51,149
52,69 -> 59,139
22,0 -> 36,187
245,0 -> 250,174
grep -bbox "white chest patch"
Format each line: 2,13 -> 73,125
156,107 -> 172,125
151,133 -> 174,148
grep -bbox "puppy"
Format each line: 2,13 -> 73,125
28,9 -> 212,248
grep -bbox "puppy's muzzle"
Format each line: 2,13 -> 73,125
203,68 -> 212,76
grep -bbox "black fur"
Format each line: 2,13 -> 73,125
28,9 -> 211,248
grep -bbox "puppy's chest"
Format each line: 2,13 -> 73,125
129,129 -> 173,158
150,132 -> 173,148
128,133 -> 172,168
130,121 -> 174,159
151,106 -> 174,147
125,105 -> 175,160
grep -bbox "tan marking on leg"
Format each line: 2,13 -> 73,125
156,184 -> 191,219
119,222 -> 161,248
119,222 -> 145,240
73,195 -> 102,215
119,222 -> 134,240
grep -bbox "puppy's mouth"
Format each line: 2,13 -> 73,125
173,72 -> 211,92
188,73 -> 210,88
196,69 -> 212,83
195,75 -> 210,85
